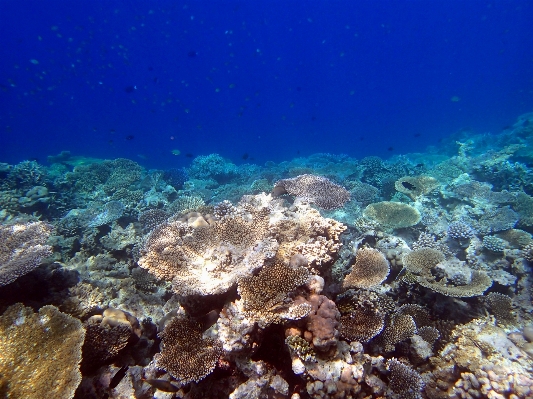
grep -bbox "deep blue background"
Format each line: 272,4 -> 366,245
1,0 -> 532,169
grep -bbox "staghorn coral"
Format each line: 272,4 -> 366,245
139,202 -> 276,296
363,201 -> 421,229
273,174 -> 351,210
155,315 -> 223,384
0,221 -> 52,286
169,194 -> 206,214
342,246 -> 390,289
386,358 -> 424,399
0,303 -> 85,399
417,326 -> 440,346
394,175 -> 439,199
237,259 -> 312,326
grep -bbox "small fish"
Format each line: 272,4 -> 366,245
414,133 -> 421,137
241,153 -> 249,160
124,85 -> 137,93
125,135 -> 134,140
142,379 -> 180,392
109,366 -> 129,389
387,146 -> 394,151
188,50 -> 198,58
171,149 -> 181,156
185,153 -> 194,158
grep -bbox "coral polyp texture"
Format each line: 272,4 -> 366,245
154,315 -> 223,384
237,258 -> 312,326
363,201 -> 421,229
0,221 -> 52,286
139,202 -> 275,296
0,303 -> 85,399
273,174 -> 350,209
2,114 -> 533,398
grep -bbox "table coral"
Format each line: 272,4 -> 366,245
342,246 -> 390,289
363,201 -> 421,229
0,303 -> 85,399
0,220 -> 52,286
273,174 -> 351,210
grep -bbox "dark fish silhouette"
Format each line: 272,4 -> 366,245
124,85 -> 136,93
387,147 -> 394,151
185,153 -> 194,158
188,50 -> 197,58
125,135 -> 134,140
109,366 -> 129,389
242,153 -> 249,160
142,379 -> 180,392
414,133 -> 421,137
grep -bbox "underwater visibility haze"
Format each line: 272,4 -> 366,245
1,1 -> 533,398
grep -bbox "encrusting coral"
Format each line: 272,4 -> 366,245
0,303 -> 85,399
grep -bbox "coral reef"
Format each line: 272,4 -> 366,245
2,113 -> 533,398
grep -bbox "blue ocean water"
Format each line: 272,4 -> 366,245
1,0 -> 532,169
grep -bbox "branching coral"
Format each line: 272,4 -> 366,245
342,247 -> 390,289
0,221 -> 52,286
237,259 -> 311,326
155,316 -> 223,384
273,174 -> 350,210
0,303 -> 85,399
386,358 -> 424,399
